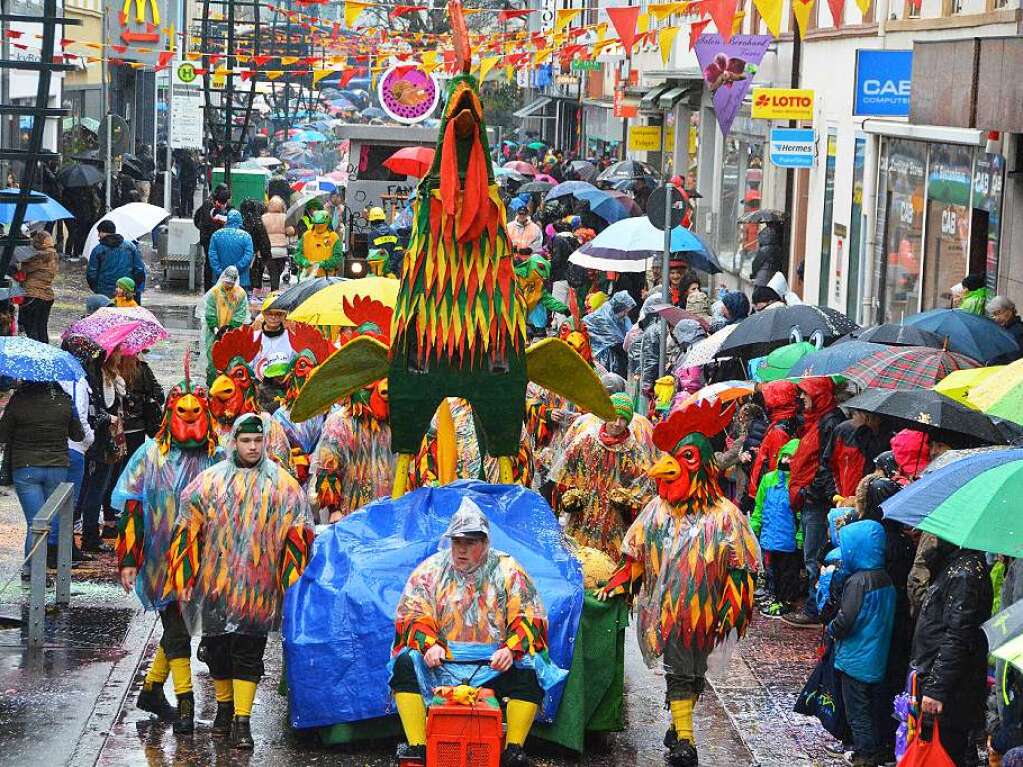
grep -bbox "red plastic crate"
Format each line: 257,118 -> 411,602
425,692 -> 503,767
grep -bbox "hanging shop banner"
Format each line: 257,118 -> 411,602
751,87 -> 815,120
376,64 -> 440,124
693,34 -> 773,139
853,49 -> 912,117
170,61 -> 204,149
628,125 -> 663,152
769,127 -> 815,168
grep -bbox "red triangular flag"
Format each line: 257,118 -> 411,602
689,18 -> 711,49
705,0 -> 739,43
253,54 -> 270,66
606,5 -> 641,53
497,8 -> 531,20
827,0 -> 845,25
157,50 -> 174,68
339,68 -> 357,87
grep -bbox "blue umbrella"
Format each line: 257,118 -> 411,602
903,308 -> 1018,364
546,180 -> 600,201
361,106 -> 386,119
569,216 -> 720,274
0,337 -> 84,382
327,98 -> 356,111
0,188 -> 73,225
291,129 -> 329,143
788,341 -> 889,377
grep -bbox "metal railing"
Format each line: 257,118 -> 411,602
26,482 -> 75,648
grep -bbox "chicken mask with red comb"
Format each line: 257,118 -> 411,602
648,400 -> 734,507
156,350 -> 218,455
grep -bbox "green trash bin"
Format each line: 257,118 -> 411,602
211,167 -> 268,207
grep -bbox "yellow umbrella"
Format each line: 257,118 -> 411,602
287,276 -> 399,326
933,365 -> 1004,409
968,357 -> 1023,420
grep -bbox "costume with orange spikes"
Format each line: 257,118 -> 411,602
599,401 -> 760,762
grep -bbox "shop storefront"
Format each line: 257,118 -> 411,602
712,114 -> 768,280
870,132 -> 1004,323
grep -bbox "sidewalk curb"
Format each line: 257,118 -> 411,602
66,609 -> 158,767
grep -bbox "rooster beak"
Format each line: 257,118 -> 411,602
175,393 -> 202,424
209,375 -> 235,402
648,455 -> 682,481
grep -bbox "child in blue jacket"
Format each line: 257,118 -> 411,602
827,519 -> 895,767
751,438 -> 802,617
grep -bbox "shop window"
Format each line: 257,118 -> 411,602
972,152 -> 1005,291
921,143 -> 975,310
847,136 -> 867,319
879,138 -> 926,322
818,131 -> 838,307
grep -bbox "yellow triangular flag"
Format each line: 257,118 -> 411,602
649,2 -> 678,22
596,22 -> 608,43
344,0 -> 370,28
330,55 -> 346,65
855,0 -> 871,14
792,0 -> 816,35
504,65 -> 514,82
732,10 -> 745,32
657,26 -> 679,66
478,55 -> 499,83
312,68 -> 335,84
637,12 -> 649,33
555,8 -> 582,31
264,70 -> 284,80
752,0 -> 783,36
280,56 -> 299,66
533,48 -> 550,66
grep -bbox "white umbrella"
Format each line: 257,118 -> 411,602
84,202 -> 170,261
679,324 -> 739,367
568,216 -> 719,274
286,190 -> 330,226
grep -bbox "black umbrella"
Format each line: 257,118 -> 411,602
738,208 -> 788,224
595,160 -> 661,185
120,154 -> 151,181
717,305 -> 860,359
517,181 -> 554,195
266,276 -> 344,313
564,160 -> 597,182
57,163 -> 104,188
848,323 -> 945,349
842,388 -> 1005,446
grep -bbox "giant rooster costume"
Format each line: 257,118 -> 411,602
290,10 -> 613,495
599,401 -> 760,767
113,353 -> 221,735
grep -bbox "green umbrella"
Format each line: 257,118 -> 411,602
526,141 -> 546,151
984,599 -> 1023,674
757,341 -> 816,383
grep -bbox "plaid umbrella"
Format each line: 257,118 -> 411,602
63,306 -> 168,354
844,346 -> 979,390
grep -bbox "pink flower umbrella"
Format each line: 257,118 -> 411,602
63,306 -> 169,355
503,160 -> 538,176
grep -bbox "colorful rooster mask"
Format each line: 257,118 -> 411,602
280,324 -> 335,407
209,327 -> 262,426
155,352 -> 218,456
649,401 -> 734,508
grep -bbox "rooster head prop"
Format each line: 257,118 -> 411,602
650,400 -> 734,508
155,349 -> 218,456
280,324 -> 335,407
209,326 -> 262,426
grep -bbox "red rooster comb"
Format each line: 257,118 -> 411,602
341,295 -> 393,344
286,321 -> 335,364
211,325 -> 261,372
653,400 -> 735,454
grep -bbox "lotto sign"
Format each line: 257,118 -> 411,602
751,88 -> 815,120
769,128 -> 815,168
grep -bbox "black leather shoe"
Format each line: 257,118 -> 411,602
172,692 -> 194,735
136,683 -> 177,721
211,702 -> 234,737
667,739 -> 698,767
230,716 -> 254,749
395,743 -> 425,765
501,744 -> 530,767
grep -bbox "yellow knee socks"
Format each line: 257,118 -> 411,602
394,692 -> 427,746
505,700 -> 539,747
144,646 -> 170,686
233,679 -> 258,718
168,657 -> 192,696
213,679 -> 234,704
670,698 -> 695,744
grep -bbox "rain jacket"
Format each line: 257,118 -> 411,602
823,420 -> 886,498
789,377 -> 844,511
583,290 -> 635,376
87,233 -> 147,299
368,221 -> 400,274
721,291 -> 750,324
751,439 -> 801,553
747,380 -> 801,500
910,544 -> 992,728
207,210 -> 254,288
828,520 -> 895,684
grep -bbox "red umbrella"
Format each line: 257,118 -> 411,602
382,146 -> 436,178
503,160 -> 538,176
844,346 -> 979,390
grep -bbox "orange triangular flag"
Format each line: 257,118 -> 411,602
605,6 -> 640,52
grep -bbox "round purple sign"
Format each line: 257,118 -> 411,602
377,64 -> 440,124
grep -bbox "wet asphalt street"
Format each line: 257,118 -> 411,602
0,262 -> 846,766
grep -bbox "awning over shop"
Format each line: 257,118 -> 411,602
513,97 -> 552,119
862,119 -> 984,147
657,86 -> 687,111
639,83 -> 672,111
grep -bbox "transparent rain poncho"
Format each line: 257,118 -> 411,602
548,413 -> 658,558
620,496 -> 761,667
310,405 -> 395,518
169,413 -> 315,635
112,438 -> 222,611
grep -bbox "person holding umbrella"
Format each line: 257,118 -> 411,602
87,220 -> 147,301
